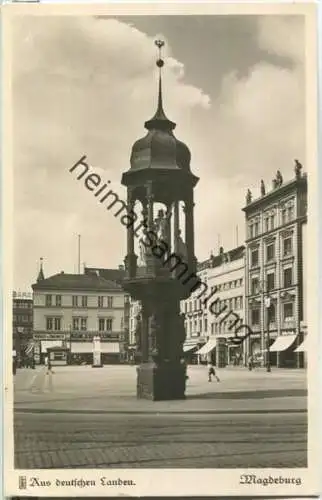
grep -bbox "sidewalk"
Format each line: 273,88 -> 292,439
14,365 -> 307,414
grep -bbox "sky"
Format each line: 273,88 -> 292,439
12,14 -> 305,292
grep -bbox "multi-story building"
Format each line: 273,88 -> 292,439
181,245 -> 245,366
84,267 -> 130,361
32,265 -> 128,364
12,291 -> 33,362
243,164 -> 307,368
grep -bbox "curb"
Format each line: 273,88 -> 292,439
14,408 -> 307,415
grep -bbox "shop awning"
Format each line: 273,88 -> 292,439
295,337 -> 307,352
41,340 -> 63,353
100,342 -> 120,354
71,342 -> 120,354
269,334 -> 297,352
71,342 -> 92,354
183,344 -> 198,352
196,339 -> 217,355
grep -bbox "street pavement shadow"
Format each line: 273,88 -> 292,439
188,388 -> 307,399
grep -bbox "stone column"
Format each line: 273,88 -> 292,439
165,204 -> 172,253
184,194 -> 195,270
173,201 -> 180,255
126,189 -> 137,278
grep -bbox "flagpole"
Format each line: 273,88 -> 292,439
78,235 -> 81,274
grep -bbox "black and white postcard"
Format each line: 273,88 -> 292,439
2,1 -> 320,497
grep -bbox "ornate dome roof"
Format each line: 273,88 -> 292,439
130,44 -> 191,173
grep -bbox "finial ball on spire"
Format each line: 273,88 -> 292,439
155,39 -> 165,67
155,39 -> 165,50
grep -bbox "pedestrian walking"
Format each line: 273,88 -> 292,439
45,355 -> 54,375
207,362 -> 220,382
247,355 -> 253,371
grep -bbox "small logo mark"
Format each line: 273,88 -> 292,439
18,476 -> 27,490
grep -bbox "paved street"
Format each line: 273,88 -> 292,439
14,365 -> 307,468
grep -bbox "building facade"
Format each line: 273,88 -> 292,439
32,267 -> 128,364
243,166 -> 307,368
181,245 -> 245,366
12,291 -> 33,363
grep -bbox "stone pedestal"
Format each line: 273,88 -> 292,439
137,362 -> 186,401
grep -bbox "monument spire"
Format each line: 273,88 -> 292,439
144,39 -> 176,131
37,257 -> 45,282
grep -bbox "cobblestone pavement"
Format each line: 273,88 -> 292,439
13,366 -> 307,469
15,411 -> 307,468
14,365 -> 307,413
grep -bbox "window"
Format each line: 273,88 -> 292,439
47,317 -> 61,330
80,318 -> 87,330
73,317 -> 79,330
107,296 -> 113,308
184,303 -> 187,313
283,267 -> 293,287
199,319 -> 202,333
194,300 -> 197,311
55,295 -> 61,307
266,242 -> 275,261
72,295 -> 78,307
267,272 -> 275,291
248,222 -> 254,239
288,205 -> 294,221
251,309 -> 260,326
82,296 -> 88,307
98,318 -> 105,331
254,221 -> 259,236
98,296 -> 104,308
189,302 -> 192,312
283,302 -> 294,320
54,318 -> 61,330
264,215 -> 269,232
283,237 -> 293,256
251,248 -> 259,267
268,304 -> 276,323
204,317 -> 207,332
251,277 -> 259,295
270,213 -> 275,230
106,318 -> 113,331
46,295 -> 52,307
211,323 -> 214,335
281,208 -> 287,225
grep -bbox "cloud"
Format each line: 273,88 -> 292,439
193,16 -> 305,258
12,15 -> 305,289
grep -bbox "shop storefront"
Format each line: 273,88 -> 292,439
47,346 -> 69,366
70,341 -> 120,364
196,338 -> 216,365
270,332 -> 297,368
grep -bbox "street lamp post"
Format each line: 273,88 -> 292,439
259,280 -> 272,373
69,324 -> 72,364
264,295 -> 271,372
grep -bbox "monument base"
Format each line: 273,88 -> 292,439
137,362 -> 186,401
